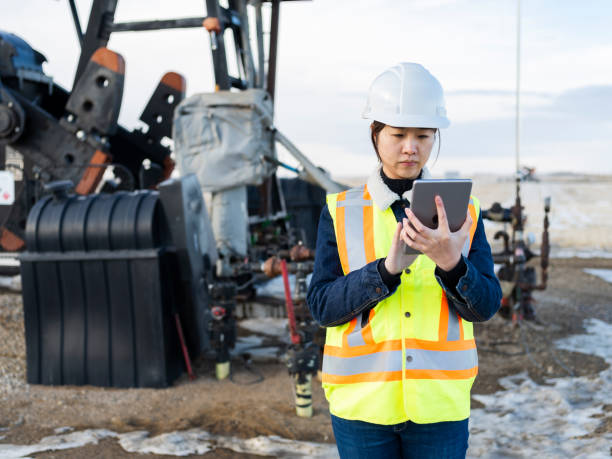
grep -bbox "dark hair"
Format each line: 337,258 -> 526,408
370,122 -> 441,166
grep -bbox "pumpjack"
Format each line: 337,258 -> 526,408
1,0 -> 333,417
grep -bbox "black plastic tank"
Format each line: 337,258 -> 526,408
20,182 -> 183,388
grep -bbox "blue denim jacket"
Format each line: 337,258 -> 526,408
306,199 -> 502,327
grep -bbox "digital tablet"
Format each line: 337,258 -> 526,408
403,179 -> 473,254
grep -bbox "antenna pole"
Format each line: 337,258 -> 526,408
515,0 -> 521,176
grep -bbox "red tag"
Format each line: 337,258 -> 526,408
2,193 -> 9,200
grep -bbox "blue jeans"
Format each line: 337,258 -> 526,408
330,414 -> 469,459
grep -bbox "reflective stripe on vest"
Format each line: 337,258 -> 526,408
334,187 -> 376,274
440,292 -> 464,341
323,338 -> 478,384
323,185 -> 481,386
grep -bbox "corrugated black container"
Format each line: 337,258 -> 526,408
20,185 -> 183,388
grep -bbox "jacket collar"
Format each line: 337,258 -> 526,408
366,164 -> 431,211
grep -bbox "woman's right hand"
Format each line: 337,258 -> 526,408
384,222 -> 419,275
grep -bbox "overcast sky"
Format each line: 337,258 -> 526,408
2,0 -> 612,177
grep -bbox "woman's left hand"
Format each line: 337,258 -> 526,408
400,195 -> 472,272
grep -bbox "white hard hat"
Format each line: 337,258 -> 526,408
362,63 -> 450,128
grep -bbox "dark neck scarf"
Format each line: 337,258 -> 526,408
380,168 -> 423,197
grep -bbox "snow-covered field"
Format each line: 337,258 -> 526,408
471,174 -> 612,258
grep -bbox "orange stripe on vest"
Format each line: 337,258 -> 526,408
322,366 -> 478,384
322,370 -> 404,384
361,308 -> 376,345
404,367 -> 478,380
363,185 -> 376,264
438,291 -> 450,341
468,201 -> 478,245
325,339 -> 403,358
335,191 -> 349,274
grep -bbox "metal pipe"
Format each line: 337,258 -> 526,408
110,17 -> 207,32
280,259 -> 300,345
537,198 -> 551,290
262,155 -> 299,173
273,128 -> 345,193
68,0 -> 84,47
266,0 -> 280,100
174,313 -> 195,380
74,0 -> 119,85
254,1 -> 265,88
206,0 -> 231,90
236,0 -> 256,88
515,0 -> 521,175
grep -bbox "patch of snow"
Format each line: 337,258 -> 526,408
231,335 -> 280,361
232,335 -> 263,355
118,430 -> 213,456
583,269 -> 612,284
469,319 -> 612,458
239,317 -> 290,339
556,318 -> 612,363
0,428 -> 338,458
0,429 -> 117,458
241,346 -> 281,360
216,433 -> 338,458
552,249 -> 612,259
256,273 -> 312,300
120,430 -> 338,458
0,275 -> 21,291
0,257 -> 19,266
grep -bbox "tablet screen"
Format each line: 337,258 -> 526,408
403,179 -> 472,254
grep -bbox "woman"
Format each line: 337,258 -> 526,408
307,63 -> 502,458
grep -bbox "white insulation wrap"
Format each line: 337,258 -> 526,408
211,186 -> 248,257
173,89 -> 275,192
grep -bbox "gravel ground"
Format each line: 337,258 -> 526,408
0,175 -> 610,457
0,256 -> 610,457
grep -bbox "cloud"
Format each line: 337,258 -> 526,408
447,89 -> 552,98
439,85 -> 612,174
546,85 -> 612,120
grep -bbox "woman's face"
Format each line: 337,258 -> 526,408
376,126 -> 436,179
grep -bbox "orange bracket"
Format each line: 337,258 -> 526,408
202,17 -> 221,34
75,150 -> 112,195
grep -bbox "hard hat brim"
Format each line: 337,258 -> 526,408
362,111 -> 450,129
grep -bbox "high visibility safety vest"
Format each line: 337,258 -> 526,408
323,184 -> 481,425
